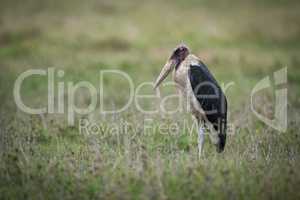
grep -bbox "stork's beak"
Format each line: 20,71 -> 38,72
154,59 -> 176,89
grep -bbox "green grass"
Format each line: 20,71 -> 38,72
1,0 -> 300,199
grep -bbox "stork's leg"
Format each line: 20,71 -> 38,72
198,125 -> 205,158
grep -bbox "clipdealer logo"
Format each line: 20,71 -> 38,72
13,67 -> 287,132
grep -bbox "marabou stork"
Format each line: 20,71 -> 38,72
154,44 -> 227,157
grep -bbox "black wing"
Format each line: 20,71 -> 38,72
188,61 -> 227,152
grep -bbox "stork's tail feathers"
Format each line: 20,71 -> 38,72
216,132 -> 226,153
216,118 -> 227,153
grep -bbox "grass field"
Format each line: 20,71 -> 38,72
1,0 -> 300,199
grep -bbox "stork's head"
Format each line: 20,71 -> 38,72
154,44 -> 190,89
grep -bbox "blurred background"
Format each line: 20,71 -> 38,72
0,0 -> 300,199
